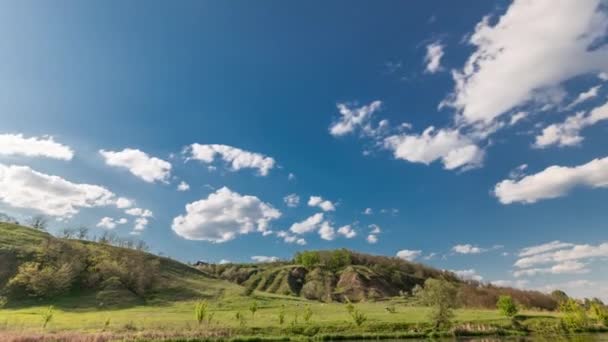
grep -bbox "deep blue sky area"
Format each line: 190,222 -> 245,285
0,0 -> 607,300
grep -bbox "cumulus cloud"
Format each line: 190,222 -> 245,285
283,194 -> 300,208
0,163 -> 116,218
396,249 -> 422,261
96,217 -> 128,229
134,217 -> 149,231
276,231 -> 307,245
337,225 -> 357,238
366,234 -> 378,244
452,269 -> 483,281
567,85 -> 602,109
384,127 -> 484,170
177,181 -> 190,191
329,101 -> 383,137
452,244 -> 483,254
446,0 -> 608,126
509,111 -> 528,126
186,144 -> 275,176
318,221 -> 336,241
125,207 -> 153,217
534,100 -> 608,148
115,197 -> 134,209
362,208 -> 373,215
307,196 -> 335,212
100,148 -> 171,183
424,41 -> 444,73
290,213 -> 324,234
494,156 -> 608,204
251,255 -> 279,263
171,187 -> 281,243
0,133 -> 74,160
369,224 -> 381,234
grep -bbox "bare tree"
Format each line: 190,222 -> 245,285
60,228 -> 75,239
135,240 -> 150,252
76,226 -> 89,240
29,215 -> 48,231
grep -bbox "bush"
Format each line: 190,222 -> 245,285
560,298 -> 588,331
295,251 -> 321,268
497,295 -> 519,319
6,262 -> 76,298
195,300 -> 209,325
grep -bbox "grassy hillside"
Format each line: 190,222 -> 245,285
0,222 -> 241,308
198,249 -> 558,310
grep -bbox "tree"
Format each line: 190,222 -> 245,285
76,226 -> 89,240
294,251 -> 320,268
326,249 -> 351,271
551,290 -> 569,305
29,215 -> 48,231
560,298 -> 588,331
590,301 -> 608,327
60,228 -> 74,239
416,278 -> 457,329
497,295 -> 518,321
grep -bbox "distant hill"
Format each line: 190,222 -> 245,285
0,222 -> 239,308
198,249 -> 559,310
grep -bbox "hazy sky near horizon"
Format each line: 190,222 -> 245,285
1,0 -> 608,300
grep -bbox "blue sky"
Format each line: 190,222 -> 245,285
1,0 -> 608,300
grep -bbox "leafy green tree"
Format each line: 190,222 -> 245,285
416,278 -> 457,329
497,295 -> 519,320
560,298 -> 588,331
590,301 -> 608,327
551,290 -> 569,305
327,249 -> 351,271
295,251 -> 321,268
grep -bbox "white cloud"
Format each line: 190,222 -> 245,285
452,244 -> 483,254
362,208 -> 373,215
177,181 -> 190,191
514,241 -> 608,269
513,260 -> 589,277
452,269 -> 483,281
186,144 -> 275,176
384,127 -> 484,170
290,213 -> 324,234
219,259 -> 231,264
171,187 -> 281,243
366,234 -> 378,244
96,217 -> 128,229
567,85 -> 601,109
0,133 -> 74,160
337,225 -> 357,239
251,256 -> 279,263
491,279 -> 529,289
599,72 -> 608,81
125,207 -> 153,217
369,224 -> 381,234
115,197 -> 133,209
534,100 -> 608,148
494,156 -> 608,204
283,194 -> 300,208
519,240 -> 575,257
307,196 -> 335,212
100,148 -> 171,183
134,217 -> 149,231
396,249 -> 422,261
277,231 -> 307,245
509,111 -> 528,126
329,101 -> 382,137
288,173 -> 296,181
424,41 -> 444,73
446,0 -> 608,126
508,164 -> 528,179
0,163 -> 116,218
318,221 -> 336,241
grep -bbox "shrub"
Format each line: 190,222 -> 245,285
295,251 -> 321,268
497,295 -> 519,319
195,300 -> 209,325
560,298 -> 588,331
345,302 -> 367,327
591,302 -> 608,327
249,301 -> 258,319
416,278 -> 457,329
303,305 -> 313,323
42,306 -> 54,329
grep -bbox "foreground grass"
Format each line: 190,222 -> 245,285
0,290 -> 562,338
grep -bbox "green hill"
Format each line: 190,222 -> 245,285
0,222 -> 239,308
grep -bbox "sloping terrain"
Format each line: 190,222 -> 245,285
0,222 -> 240,308
198,250 -> 559,309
